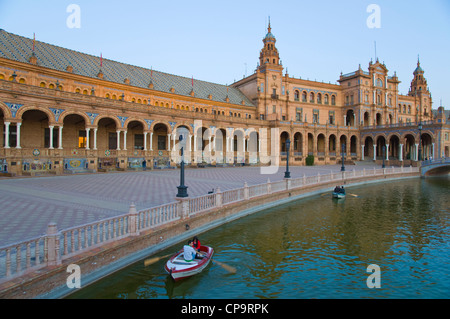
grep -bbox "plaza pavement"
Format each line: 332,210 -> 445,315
0,161 -> 381,247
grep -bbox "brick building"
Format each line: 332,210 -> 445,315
0,24 -> 449,176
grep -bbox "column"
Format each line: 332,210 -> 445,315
343,115 -> 347,126
58,126 -> 63,149
49,126 -> 54,149
93,128 -> 98,150
208,136 -> 212,152
143,132 -> 148,151
85,128 -> 90,150
189,134 -> 192,152
385,144 -> 389,161
194,134 -> 197,152
4,122 -> 10,148
373,144 -> 377,161
167,134 -> 171,151
172,133 -> 176,151
432,143 -> 435,159
123,130 -> 127,151
361,145 -> 365,161
399,144 -> 403,161
116,130 -> 121,150
242,137 -> 245,152
415,143 -> 419,161
16,123 -> 21,149
150,132 -> 153,151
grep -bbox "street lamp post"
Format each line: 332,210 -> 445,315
284,138 -> 291,178
176,135 -> 188,198
341,143 -> 346,172
418,122 -> 423,162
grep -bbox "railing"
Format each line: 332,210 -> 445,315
0,166 -> 419,282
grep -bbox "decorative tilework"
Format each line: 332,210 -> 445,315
4,102 -> 23,118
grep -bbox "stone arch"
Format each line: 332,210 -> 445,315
59,111 -> 90,127
0,102 -> 13,119
16,105 -> 55,124
93,115 -> 121,129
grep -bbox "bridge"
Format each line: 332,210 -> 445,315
420,157 -> 450,176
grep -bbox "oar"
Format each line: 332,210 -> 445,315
348,193 -> 359,198
144,253 -> 172,267
212,259 -> 236,274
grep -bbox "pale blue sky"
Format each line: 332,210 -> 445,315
1,0 -> 449,110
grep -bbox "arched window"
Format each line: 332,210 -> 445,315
376,78 -> 383,87
294,90 -> 300,101
302,91 -> 307,102
309,92 -> 315,103
317,93 -> 322,104
331,95 -> 336,105
324,94 -> 329,104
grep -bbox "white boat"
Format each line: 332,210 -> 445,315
164,246 -> 214,281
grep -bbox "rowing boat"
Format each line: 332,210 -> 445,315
332,186 -> 346,199
164,246 -> 214,281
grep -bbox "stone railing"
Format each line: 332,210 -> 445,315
0,166 -> 419,282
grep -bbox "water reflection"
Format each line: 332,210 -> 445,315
68,177 -> 450,299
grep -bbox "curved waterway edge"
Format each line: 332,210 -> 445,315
48,174 -> 422,299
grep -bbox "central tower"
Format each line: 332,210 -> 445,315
256,19 -> 285,120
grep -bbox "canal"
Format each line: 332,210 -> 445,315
67,177 -> 450,299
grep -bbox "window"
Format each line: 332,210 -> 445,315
310,92 -> 315,103
313,110 -> 319,124
317,93 -> 322,104
134,134 -> 144,149
108,132 -> 117,150
78,130 -> 86,148
331,95 -> 336,106
329,111 -> 335,125
157,135 -> 166,150
294,90 -> 300,101
324,94 -> 329,105
376,78 -> 383,87
302,91 -> 307,102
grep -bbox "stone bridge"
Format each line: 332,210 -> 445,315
420,157 -> 450,176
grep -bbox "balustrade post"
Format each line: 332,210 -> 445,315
46,223 -> 61,266
176,197 -> 190,220
215,188 -> 223,208
243,182 -> 249,200
128,203 -> 139,236
267,178 -> 272,194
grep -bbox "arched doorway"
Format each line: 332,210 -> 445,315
364,136 -> 374,160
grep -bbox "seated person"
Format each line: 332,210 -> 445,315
183,240 -> 197,262
192,236 -> 204,259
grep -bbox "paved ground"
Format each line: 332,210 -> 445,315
0,162 -> 381,247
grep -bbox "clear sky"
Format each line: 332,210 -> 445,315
1,0 -> 449,110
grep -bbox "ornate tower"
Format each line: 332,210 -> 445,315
259,20 -> 281,69
408,57 -> 432,121
256,19 -> 285,120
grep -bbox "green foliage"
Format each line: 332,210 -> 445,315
306,155 -> 314,166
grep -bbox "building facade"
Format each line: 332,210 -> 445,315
1,25 -> 449,176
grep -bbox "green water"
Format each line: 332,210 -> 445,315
67,177 -> 450,299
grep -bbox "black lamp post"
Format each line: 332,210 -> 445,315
418,122 -> 423,162
284,138 -> 291,178
176,135 -> 188,198
341,143 -> 346,172
382,145 -> 386,168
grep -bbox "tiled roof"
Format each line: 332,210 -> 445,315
0,29 -> 254,107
